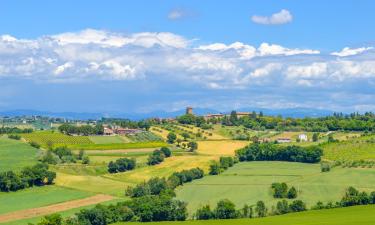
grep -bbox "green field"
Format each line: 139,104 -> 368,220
70,141 -> 167,150
322,138 -> 375,162
176,161 -> 375,214
113,205 -> 375,225
0,136 -> 40,172
3,199 -> 122,225
88,135 -> 130,144
0,185 -> 92,214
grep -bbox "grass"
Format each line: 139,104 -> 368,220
0,136 -> 40,172
54,172 -> 131,196
176,161 -> 375,214
68,141 -> 168,150
0,186 -> 92,214
113,205 -> 375,225
3,199 -> 123,225
88,135 -> 130,144
106,155 -> 216,184
322,138 -> 375,162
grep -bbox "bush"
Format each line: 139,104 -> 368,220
214,199 -> 238,219
209,161 -> 222,175
108,158 -> 136,173
160,147 -> 172,157
30,141 -> 41,149
148,150 -> 165,165
321,162 -> 331,172
195,205 -> 215,220
289,200 -> 306,212
8,134 -> 21,140
287,187 -> 298,199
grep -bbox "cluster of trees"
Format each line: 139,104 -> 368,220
236,143 -> 323,163
111,119 -> 151,131
58,124 -> 104,135
176,114 -> 206,127
8,134 -> 21,140
271,183 -> 297,199
0,163 -> 56,192
126,168 -> 204,198
147,147 -> 171,165
194,198 -> 306,220
108,158 -> 136,173
0,127 -> 33,134
41,147 -> 89,164
312,187 -> 375,210
32,193 -> 187,224
211,111 -> 375,132
209,157 -> 236,175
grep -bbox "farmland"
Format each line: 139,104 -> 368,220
0,136 -> 40,171
176,161 -> 375,214
113,204 -> 375,225
0,186 -> 92,214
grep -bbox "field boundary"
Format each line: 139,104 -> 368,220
0,194 -> 115,223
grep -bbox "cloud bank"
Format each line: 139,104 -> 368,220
0,29 -> 374,112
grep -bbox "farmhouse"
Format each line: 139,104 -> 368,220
277,138 -> 291,143
236,112 -> 251,118
298,133 -> 308,142
103,127 -> 114,135
204,113 -> 225,120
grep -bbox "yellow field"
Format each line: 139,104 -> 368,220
105,155 -> 216,184
197,140 -> 249,156
55,172 -> 130,196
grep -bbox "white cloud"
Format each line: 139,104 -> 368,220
331,47 -> 373,57
252,9 -> 293,25
54,62 -> 74,75
258,43 -> 320,56
285,63 -> 327,79
168,9 -> 185,20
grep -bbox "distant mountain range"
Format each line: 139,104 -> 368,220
0,107 -> 334,120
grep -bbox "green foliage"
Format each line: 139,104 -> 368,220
8,134 -> 21,140
0,163 -> 56,192
167,132 -> 177,144
108,158 -> 136,173
255,200 -> 267,217
321,162 -> 331,172
236,143 -> 323,163
148,149 -> 166,165
214,199 -> 238,219
187,141 -> 198,152
160,147 -> 172,157
0,127 -> 33,134
195,205 -> 215,220
58,123 -> 104,135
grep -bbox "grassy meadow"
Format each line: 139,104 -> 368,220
0,136 -> 40,172
113,205 -> 375,225
176,161 -> 375,214
0,186 -> 92,214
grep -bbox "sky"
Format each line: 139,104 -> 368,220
0,0 -> 375,113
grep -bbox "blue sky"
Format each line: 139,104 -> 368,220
0,0 -> 375,113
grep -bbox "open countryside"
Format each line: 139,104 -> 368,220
1,1 -> 375,225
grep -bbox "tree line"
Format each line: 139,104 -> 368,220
236,143 -> 323,163
41,146 -> 89,165
0,127 -> 33,134
58,124 -> 104,136
0,163 -> 56,192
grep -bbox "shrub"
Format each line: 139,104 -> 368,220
289,200 -> 306,212
108,158 -> 136,173
29,141 -> 41,149
148,150 -> 165,165
321,162 -> 331,172
287,187 -> 298,199
8,134 -> 21,140
160,147 -> 172,157
214,199 -> 238,219
195,205 -> 215,220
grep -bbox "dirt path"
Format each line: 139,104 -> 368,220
0,194 -> 114,223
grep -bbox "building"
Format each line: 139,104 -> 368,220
236,112 -> 251,118
103,127 -> 114,135
277,138 -> 291,143
298,133 -> 308,142
204,113 -> 225,120
186,107 -> 193,115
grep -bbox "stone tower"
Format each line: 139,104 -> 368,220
186,107 -> 193,115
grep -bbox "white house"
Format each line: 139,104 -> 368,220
298,134 -> 308,142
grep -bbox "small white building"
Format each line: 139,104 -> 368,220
277,138 -> 291,143
298,133 -> 308,142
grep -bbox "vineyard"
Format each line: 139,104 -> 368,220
127,131 -> 163,142
21,131 -> 93,148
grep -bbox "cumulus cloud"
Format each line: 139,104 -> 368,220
0,29 -> 375,112
252,9 -> 293,25
331,47 -> 374,57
